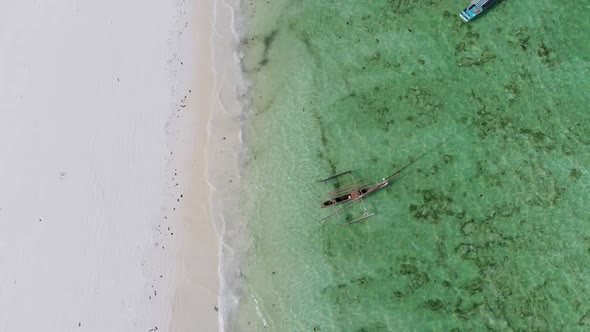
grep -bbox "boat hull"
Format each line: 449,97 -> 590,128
321,180 -> 388,208
459,0 -> 497,22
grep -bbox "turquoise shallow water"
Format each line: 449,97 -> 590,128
231,0 -> 590,330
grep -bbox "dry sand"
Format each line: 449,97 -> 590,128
0,0 -> 226,331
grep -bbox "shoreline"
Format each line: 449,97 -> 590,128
207,0 -> 251,330
170,0 -> 249,329
167,0 -> 221,330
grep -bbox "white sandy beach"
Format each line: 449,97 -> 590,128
0,0 -> 239,330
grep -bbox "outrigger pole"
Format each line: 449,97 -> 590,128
385,135 -> 453,181
320,200 -> 357,223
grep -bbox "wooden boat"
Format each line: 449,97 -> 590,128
459,0 -> 497,22
317,134 -> 456,226
318,171 -> 388,225
320,178 -> 388,208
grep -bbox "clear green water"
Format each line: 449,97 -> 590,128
231,0 -> 590,330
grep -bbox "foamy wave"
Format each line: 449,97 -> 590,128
207,0 -> 254,330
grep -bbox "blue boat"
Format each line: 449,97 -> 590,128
459,0 -> 497,22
